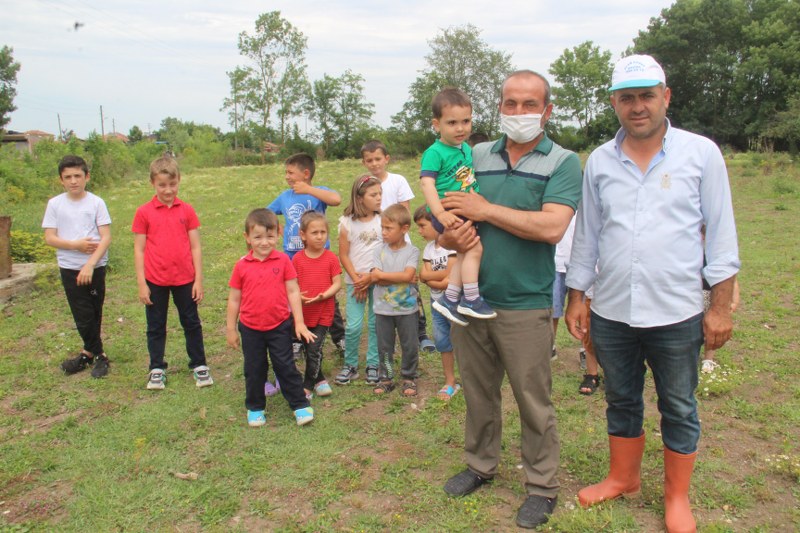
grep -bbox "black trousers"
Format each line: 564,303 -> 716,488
145,281 -> 206,371
303,324 -> 329,390
60,266 -> 106,356
239,319 -> 309,412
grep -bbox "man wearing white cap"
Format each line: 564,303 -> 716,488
565,55 -> 740,533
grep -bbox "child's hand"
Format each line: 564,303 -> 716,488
296,324 -> 317,344
226,329 -> 240,349
292,181 -> 312,195
301,291 -> 323,305
138,284 -> 152,305
74,237 -> 99,254
353,272 -> 371,291
437,211 -> 461,229
77,264 -> 94,286
370,269 -> 383,284
192,282 -> 204,303
354,286 -> 368,302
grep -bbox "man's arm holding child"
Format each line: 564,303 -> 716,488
133,233 -> 152,305
225,288 -> 242,348
286,279 -> 317,343
442,191 -> 574,245
292,181 -> 341,206
188,228 -> 204,303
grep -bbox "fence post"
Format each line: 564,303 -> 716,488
0,216 -> 11,278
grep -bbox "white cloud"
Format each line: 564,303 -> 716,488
3,0 -> 671,137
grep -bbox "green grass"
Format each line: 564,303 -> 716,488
1,153 -> 798,531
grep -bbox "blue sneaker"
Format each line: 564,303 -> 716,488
457,296 -> 497,320
432,296 -> 469,327
294,407 -> 314,426
314,381 -> 333,397
247,410 -> 266,427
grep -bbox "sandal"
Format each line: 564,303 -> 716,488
373,380 -> 395,395
437,384 -> 461,401
579,374 -> 600,395
402,380 -> 418,397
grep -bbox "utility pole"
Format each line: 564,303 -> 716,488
112,118 -> 116,135
57,113 -> 63,141
100,105 -> 105,137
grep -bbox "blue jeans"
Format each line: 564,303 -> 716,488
590,311 -> 704,454
429,298 -> 453,353
344,284 -> 378,369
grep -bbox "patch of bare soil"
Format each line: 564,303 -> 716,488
0,479 -> 72,525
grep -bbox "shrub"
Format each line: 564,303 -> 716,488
10,230 -> 53,263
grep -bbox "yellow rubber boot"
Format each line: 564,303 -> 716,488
663,448 -> 697,533
578,432 -> 645,507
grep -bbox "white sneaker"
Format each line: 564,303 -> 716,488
193,365 -> 214,388
147,369 -> 166,390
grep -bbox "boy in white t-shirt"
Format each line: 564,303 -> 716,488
360,139 -> 435,353
43,155 -> 112,378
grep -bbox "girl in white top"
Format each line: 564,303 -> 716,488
335,175 -> 383,385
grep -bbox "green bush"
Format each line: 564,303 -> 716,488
10,229 -> 53,263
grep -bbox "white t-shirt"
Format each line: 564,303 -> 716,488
42,192 -> 111,270
423,240 -> 456,299
554,215 -> 576,273
379,172 -> 414,211
338,214 -> 382,284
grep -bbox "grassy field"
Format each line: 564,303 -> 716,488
1,152 -> 798,532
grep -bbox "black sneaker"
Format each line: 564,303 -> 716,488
61,353 -> 93,375
515,494 -> 557,529
91,355 -> 110,378
443,469 -> 492,497
334,366 -> 359,385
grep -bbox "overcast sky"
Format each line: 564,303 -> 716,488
3,0 -> 673,138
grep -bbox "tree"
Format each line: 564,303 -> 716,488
221,66 -> 256,150
392,25 -> 514,152
633,0 -> 800,150
128,125 -> 143,144
549,41 -> 613,137
236,11 -> 308,143
307,70 -> 374,158
762,94 -> 800,152
0,45 -> 21,131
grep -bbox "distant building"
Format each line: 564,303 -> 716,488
103,132 -> 129,143
0,130 -> 55,153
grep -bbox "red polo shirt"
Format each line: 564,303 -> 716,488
229,249 -> 297,332
132,196 -> 200,287
292,249 -> 342,327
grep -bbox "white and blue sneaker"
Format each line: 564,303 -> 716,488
314,381 -> 333,397
146,369 -> 166,390
193,365 -> 214,388
247,410 -> 266,427
294,407 -> 314,426
457,296 -> 497,320
432,296 -> 469,327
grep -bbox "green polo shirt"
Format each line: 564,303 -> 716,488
473,135 -> 582,310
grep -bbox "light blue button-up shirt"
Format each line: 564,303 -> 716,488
567,121 -> 740,327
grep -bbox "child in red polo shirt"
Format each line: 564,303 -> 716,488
132,156 -> 212,390
226,208 -> 317,427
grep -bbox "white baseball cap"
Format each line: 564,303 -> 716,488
609,54 -> 666,91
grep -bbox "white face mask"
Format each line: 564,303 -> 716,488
500,113 -> 544,144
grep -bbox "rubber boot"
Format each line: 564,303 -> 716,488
578,432 -> 645,507
663,448 -> 697,533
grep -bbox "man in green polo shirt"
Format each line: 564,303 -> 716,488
439,70 -> 582,529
